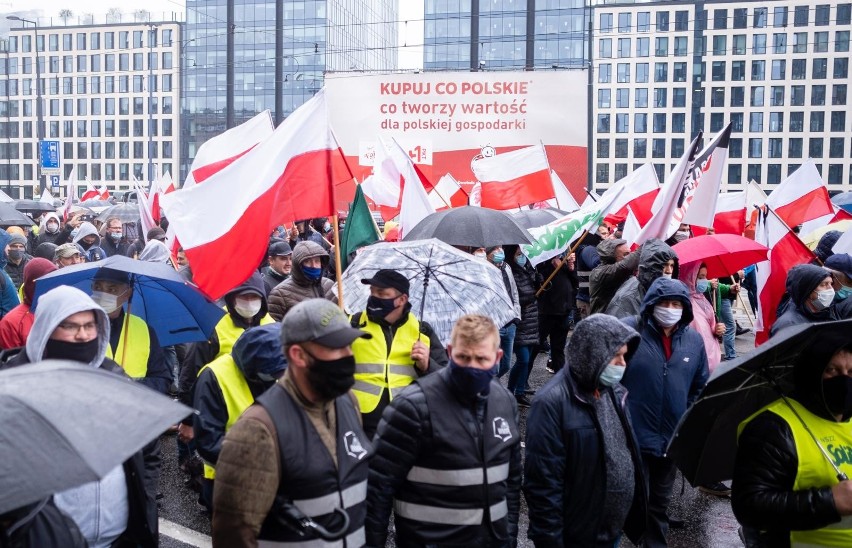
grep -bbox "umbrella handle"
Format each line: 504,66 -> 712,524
419,269 -> 430,339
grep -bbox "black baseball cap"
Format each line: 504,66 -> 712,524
361,269 -> 409,295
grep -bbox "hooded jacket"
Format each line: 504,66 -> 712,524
605,239 -> 678,319
814,230 -> 842,264
506,246 -> 540,347
35,212 -> 73,247
267,241 -> 334,321
0,258 -> 57,349
678,262 -> 722,374
137,240 -> 171,264
732,330 -> 851,546
73,222 -> 106,262
525,314 -> 647,547
620,277 -> 709,456
0,285 -> 159,548
770,264 -> 833,338
589,239 -> 640,315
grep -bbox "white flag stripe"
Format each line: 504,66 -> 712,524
471,144 -> 549,183
551,170 -> 580,212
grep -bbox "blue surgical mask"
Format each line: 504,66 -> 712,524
490,251 -> 505,265
696,279 -> 710,293
70,228 -> 79,238
515,254 -> 527,267
302,265 -> 323,281
599,364 -> 626,387
837,286 -> 852,301
447,359 -> 495,397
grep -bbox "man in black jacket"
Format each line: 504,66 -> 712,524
366,314 -> 521,547
524,313 -> 646,547
536,252 -> 578,374
733,332 -> 852,547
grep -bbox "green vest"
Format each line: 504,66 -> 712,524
740,397 -> 852,547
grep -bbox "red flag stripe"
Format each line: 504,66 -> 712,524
191,145 -> 258,185
479,170 -> 554,210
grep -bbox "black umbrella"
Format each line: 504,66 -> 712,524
13,199 -> 55,215
0,361 -> 192,514
402,206 -> 535,248
510,207 -> 570,229
667,319 -> 852,486
0,202 -> 35,227
95,202 -> 140,223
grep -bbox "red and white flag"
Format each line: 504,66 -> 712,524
764,161 -> 834,229
546,170 -> 580,212
711,191 -> 747,235
754,207 -> 816,345
630,133 -> 703,246
132,176 -> 158,239
182,110 -> 274,188
682,123 -> 733,229
151,170 -> 175,224
472,144 -> 554,210
97,184 -> 110,200
80,178 -> 100,202
62,171 -> 77,221
39,187 -> 53,204
428,173 -> 468,211
602,163 -> 660,226
161,90 -> 352,300
379,138 -> 435,238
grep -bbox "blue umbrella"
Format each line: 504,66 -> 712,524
32,255 -> 225,346
831,191 -> 852,213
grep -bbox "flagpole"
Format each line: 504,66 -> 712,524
332,214 -> 345,311
535,230 -> 590,298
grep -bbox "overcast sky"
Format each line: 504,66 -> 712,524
2,0 -> 424,68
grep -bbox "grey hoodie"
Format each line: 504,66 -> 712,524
73,221 -> 101,248
605,239 -> 678,319
26,285 -> 111,368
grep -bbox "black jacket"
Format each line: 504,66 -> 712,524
101,235 -> 132,257
536,259 -> 578,316
508,259 -> 540,347
524,368 -> 647,547
0,498 -> 87,548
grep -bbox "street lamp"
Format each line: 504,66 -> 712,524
6,15 -> 44,195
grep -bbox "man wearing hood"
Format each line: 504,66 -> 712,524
193,323 -> 287,510
620,277 -> 708,547
267,240 -> 335,321
0,285 -> 159,547
366,314 -> 521,547
5,233 -> 32,287
73,221 -> 107,262
177,272 -> 274,447
261,240 -> 292,295
813,230 -> 842,265
525,314 -> 646,546
606,238 -> 678,320
770,264 -> 834,337
35,211 -> 75,246
733,333 -> 852,547
0,258 -> 56,349
589,238 -> 640,315
349,269 -> 447,438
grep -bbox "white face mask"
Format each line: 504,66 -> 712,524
598,364 -> 626,387
661,273 -> 673,279
46,222 -> 59,234
234,298 -> 262,319
653,305 -> 683,327
673,230 -> 690,242
473,251 -> 486,259
91,290 -> 123,314
814,288 -> 836,310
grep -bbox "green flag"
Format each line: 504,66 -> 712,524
340,185 -> 381,271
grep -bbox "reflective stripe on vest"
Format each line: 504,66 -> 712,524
292,480 -> 367,518
393,500 -> 507,526
104,312 -> 150,379
349,312 -> 427,414
215,311 -> 275,359
199,355 -> 255,480
406,463 -> 510,487
740,398 -> 852,547
258,526 -> 365,548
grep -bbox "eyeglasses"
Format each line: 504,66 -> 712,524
56,322 -> 98,334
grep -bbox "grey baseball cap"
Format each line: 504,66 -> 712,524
280,298 -> 371,348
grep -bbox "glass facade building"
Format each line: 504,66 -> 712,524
182,0 -> 397,181
424,0 -> 590,71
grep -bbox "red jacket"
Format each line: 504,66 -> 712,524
0,304 -> 34,349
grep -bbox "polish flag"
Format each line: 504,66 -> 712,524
132,177 -> 158,240
682,123 -> 733,229
62,171 -> 77,221
472,144 -> 554,210
545,170 -> 581,212
711,192 -> 747,235
361,137 -> 436,221
161,90 -> 353,300
630,134 -> 703,246
182,110 -> 274,188
151,170 -> 175,224
602,163 -> 660,226
97,184 -> 110,200
428,173 -> 468,211
80,178 -> 100,202
764,161 -> 834,229
379,138 -> 435,238
754,207 -> 817,345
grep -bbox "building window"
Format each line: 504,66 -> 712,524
636,63 -> 649,83
791,59 -> 807,80
754,7 -> 768,28
655,63 -> 668,82
793,32 -> 808,53
794,6 -> 809,26
789,138 -> 803,157
828,165 -> 843,185
767,164 -> 782,184
634,138 -> 647,157
616,89 -> 629,108
830,138 -> 845,158
654,88 -> 668,108
653,113 -> 666,133
832,112 -> 846,132
599,64 -> 611,83
618,38 -> 631,58
729,164 -> 742,184
751,60 -> 765,80
750,112 -> 764,132
810,138 -> 824,158
674,37 -> 688,56
769,112 -> 784,132
731,61 -> 746,81
790,112 -> 804,132
673,62 -> 687,82
711,87 -> 725,107
751,86 -> 765,107
618,63 -> 630,83
655,37 -> 668,57
674,11 -> 688,31
597,114 -> 610,133
714,9 -> 727,30
600,13 -> 613,33
770,86 -> 785,106
731,86 -> 745,107
811,112 -> 825,132
599,39 -> 612,58
652,139 -> 666,158
771,60 -> 786,80
637,38 -> 649,57
615,139 -> 628,158
812,85 -> 827,106
618,13 -> 632,33
833,84 -> 848,106
732,8 -> 747,29
635,113 -> 647,133
835,58 -> 849,79
713,35 -> 727,55
815,5 -> 830,26
815,32 -> 829,52
839,3 -> 852,24
753,34 -> 766,54
773,6 -> 788,27
748,164 -> 762,183
748,139 -> 762,158
838,31 -> 851,52
638,12 -> 651,32
657,11 -> 670,32
672,113 -> 686,133
732,35 -> 746,55
598,89 -> 611,108
768,138 -> 783,158
596,165 -> 609,184
710,113 -> 725,132
773,33 -> 787,54
712,61 -> 726,81
597,139 -> 610,158
673,88 -> 686,108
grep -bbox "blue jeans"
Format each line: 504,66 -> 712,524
508,345 -> 534,396
497,323 -> 516,378
721,298 -> 736,359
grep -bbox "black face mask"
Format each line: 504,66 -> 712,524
447,359 -> 496,398
44,338 -> 100,364
366,295 -> 399,321
304,350 -> 356,401
822,375 -> 852,420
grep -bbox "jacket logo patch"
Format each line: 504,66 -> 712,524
492,417 -> 513,442
344,431 -> 368,460
683,357 -> 690,362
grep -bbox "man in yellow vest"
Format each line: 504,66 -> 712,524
733,331 -> 852,547
90,268 -> 173,394
350,269 -> 447,438
193,323 -> 286,512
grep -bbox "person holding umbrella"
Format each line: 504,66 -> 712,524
733,332 -> 852,547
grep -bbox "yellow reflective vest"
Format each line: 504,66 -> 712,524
199,355 -> 254,480
214,311 -> 274,359
739,397 -> 852,547
105,312 -> 150,379
350,311 -> 427,414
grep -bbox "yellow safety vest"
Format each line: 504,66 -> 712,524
214,310 -> 274,359
198,355 -> 254,480
105,313 -> 150,379
349,312 -> 428,414
739,398 -> 852,547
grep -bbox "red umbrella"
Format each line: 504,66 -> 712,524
672,234 -> 769,279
